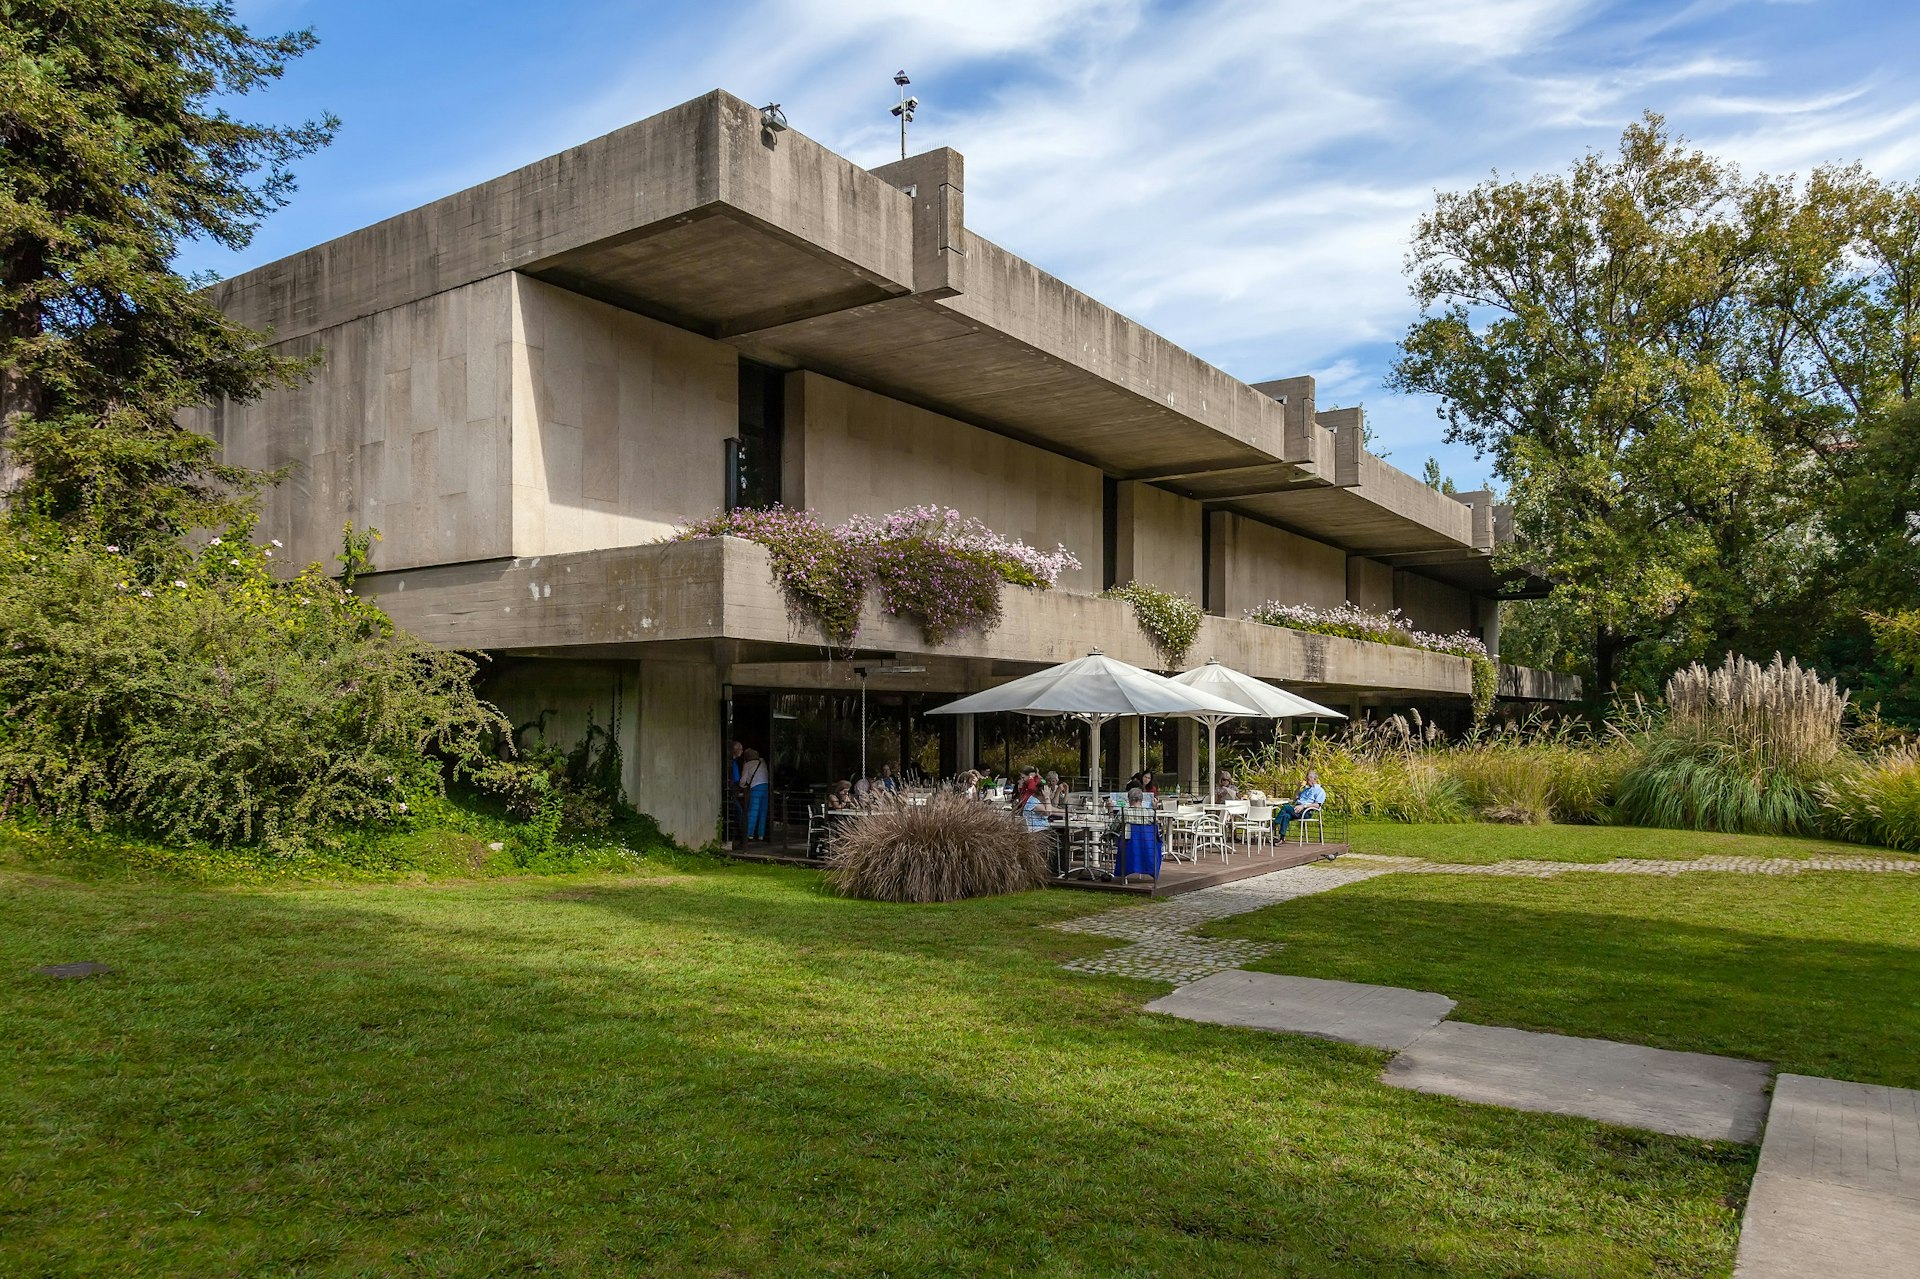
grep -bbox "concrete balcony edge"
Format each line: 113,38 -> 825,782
360,538 -> 1577,702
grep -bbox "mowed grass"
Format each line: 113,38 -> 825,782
1213,868 -> 1920,1088
0,861 -> 1753,1277
1345,819 -> 1913,865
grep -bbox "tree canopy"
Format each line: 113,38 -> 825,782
1393,115 -> 1920,714
0,0 -> 335,550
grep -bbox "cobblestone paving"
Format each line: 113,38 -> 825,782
1055,863 -> 1390,983
1055,851 -> 1919,984
1342,852 -> 1920,877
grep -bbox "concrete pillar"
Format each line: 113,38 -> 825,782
1476,596 -> 1502,659
1118,715 -> 1143,780
955,713 -> 976,774
1178,718 -> 1200,795
638,659 -> 722,848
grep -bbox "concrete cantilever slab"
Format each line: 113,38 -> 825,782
1385,1022 -> 1772,1144
1145,971 -> 1455,1051
1734,1073 -> 1920,1278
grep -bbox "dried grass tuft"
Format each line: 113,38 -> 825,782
824,792 -> 1051,903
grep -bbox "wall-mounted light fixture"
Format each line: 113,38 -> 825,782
760,102 -> 789,138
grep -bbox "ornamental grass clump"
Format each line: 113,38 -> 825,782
824,792 -> 1051,903
1821,748 -> 1920,852
1615,653 -> 1853,835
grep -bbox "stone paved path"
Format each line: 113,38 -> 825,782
1734,1074 -> 1920,1278
1054,851 -> 1920,983
1054,862 -> 1389,983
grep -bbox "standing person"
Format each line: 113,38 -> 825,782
1274,770 -> 1326,841
740,748 -> 770,841
727,740 -> 745,840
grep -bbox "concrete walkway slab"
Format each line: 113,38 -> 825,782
1145,971 -> 1455,1050
1735,1073 -> 1920,1278
1384,1021 -> 1772,1143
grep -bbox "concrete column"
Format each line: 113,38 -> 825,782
638,659 -> 722,848
955,713 -> 976,773
1476,596 -> 1502,659
1178,718 -> 1200,794
1118,715 -> 1143,780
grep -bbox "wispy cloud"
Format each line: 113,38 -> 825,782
188,0 -> 1920,490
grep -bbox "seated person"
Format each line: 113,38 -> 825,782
1042,771 -> 1068,807
826,780 -> 858,811
1138,770 -> 1158,796
878,763 -> 900,793
1012,766 -> 1043,807
852,775 -> 872,804
1274,770 -> 1328,840
1020,786 -> 1053,831
1124,785 -> 1152,813
1214,771 -> 1239,803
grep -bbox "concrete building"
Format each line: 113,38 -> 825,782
192,90 -> 1576,846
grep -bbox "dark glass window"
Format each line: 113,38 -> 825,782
727,360 -> 785,511
1101,476 -> 1119,590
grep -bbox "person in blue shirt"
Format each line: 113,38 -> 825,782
1020,788 -> 1053,832
1275,770 -> 1327,841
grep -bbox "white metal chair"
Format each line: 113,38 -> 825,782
1292,804 -> 1325,844
1189,814 -> 1229,863
1235,802 -> 1270,855
805,804 -> 829,858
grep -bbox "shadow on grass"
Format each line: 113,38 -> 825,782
1208,871 -> 1920,1088
0,866 -> 1752,1277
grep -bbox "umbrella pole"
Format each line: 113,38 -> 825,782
1208,718 -> 1219,804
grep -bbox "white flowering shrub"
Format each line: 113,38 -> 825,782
0,519 -> 507,849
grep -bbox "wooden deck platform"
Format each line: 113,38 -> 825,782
717,839 -> 1348,898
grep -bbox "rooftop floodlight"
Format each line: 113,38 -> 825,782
759,102 -> 789,133
890,72 -> 917,160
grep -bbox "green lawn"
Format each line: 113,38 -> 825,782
1212,867 -> 1920,1088
0,858 -> 1752,1277
1345,819 -> 1912,865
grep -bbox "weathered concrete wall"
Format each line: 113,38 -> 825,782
1115,481 -> 1203,599
793,372 -> 1102,593
638,660 -> 721,846
1207,513 -> 1348,617
1500,663 -> 1582,702
188,274 -> 517,572
510,276 -> 738,554
1395,570 -> 1473,635
475,655 -> 719,847
1347,556 -> 1395,613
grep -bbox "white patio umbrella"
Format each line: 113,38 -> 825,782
926,649 -> 1245,799
1170,658 -> 1347,801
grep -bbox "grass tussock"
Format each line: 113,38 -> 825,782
1616,654 -> 1851,835
1822,747 -> 1920,851
825,792 -> 1050,902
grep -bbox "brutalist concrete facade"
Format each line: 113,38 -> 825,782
192,89 -> 1575,845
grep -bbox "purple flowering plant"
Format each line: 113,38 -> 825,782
670,504 -> 1081,647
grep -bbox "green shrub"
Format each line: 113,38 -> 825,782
0,523 -> 505,850
824,792 -> 1050,902
1822,749 -> 1920,851
1239,722 -> 1470,824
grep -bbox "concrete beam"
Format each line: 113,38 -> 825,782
357,537 -> 1577,701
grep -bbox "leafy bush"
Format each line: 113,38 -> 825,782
1238,720 -> 1471,823
0,523 -> 506,849
670,504 -> 1080,648
1103,582 -> 1202,668
824,792 -> 1051,902
1615,654 -> 1853,835
1821,748 -> 1920,852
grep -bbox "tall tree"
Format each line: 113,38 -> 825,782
0,0 -> 334,549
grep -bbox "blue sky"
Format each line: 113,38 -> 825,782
189,0 -> 1920,490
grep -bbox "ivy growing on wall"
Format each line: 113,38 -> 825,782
1102,582 -> 1202,669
